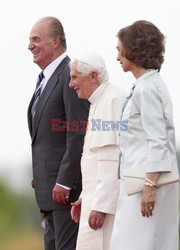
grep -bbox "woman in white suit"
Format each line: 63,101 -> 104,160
111,20 -> 179,250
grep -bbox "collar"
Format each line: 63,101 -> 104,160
88,82 -> 110,104
43,52 -> 67,81
133,69 -> 158,87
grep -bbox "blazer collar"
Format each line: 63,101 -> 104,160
133,69 -> 158,87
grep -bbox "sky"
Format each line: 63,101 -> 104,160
0,0 -> 179,191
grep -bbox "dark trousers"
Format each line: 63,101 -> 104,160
43,208 -> 79,250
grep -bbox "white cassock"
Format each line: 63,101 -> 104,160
110,70 -> 179,250
76,82 -> 126,250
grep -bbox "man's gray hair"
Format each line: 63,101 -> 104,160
70,59 -> 109,84
37,16 -> 67,50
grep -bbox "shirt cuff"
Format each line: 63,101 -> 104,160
56,183 -> 71,190
146,161 -> 172,173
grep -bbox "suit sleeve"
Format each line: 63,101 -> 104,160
56,65 -> 90,188
135,79 -> 172,173
91,145 -> 120,215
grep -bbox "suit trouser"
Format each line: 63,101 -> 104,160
43,208 -> 79,250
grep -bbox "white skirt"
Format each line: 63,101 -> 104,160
110,181 -> 179,250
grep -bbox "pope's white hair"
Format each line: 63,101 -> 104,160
70,59 -> 109,84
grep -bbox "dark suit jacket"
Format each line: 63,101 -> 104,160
27,56 -> 90,211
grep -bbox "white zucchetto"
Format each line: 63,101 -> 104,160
74,51 -> 106,69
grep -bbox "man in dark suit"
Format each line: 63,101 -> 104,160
27,16 -> 90,250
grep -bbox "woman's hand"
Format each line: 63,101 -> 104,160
141,172 -> 161,217
141,185 -> 156,217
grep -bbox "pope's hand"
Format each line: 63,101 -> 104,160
88,210 -> 106,230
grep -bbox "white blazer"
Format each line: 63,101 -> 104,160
120,69 -> 178,176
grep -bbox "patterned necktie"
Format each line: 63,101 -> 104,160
31,71 -> 44,117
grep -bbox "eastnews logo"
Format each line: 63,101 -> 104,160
51,119 -> 128,131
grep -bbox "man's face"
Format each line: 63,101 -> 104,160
28,21 -> 55,69
69,65 -> 94,99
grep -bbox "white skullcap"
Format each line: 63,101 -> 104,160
74,50 -> 106,69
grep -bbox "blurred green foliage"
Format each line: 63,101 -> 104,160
0,153 -> 179,249
0,179 -> 43,249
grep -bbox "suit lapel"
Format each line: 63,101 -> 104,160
27,94 -> 35,138
31,56 -> 70,142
